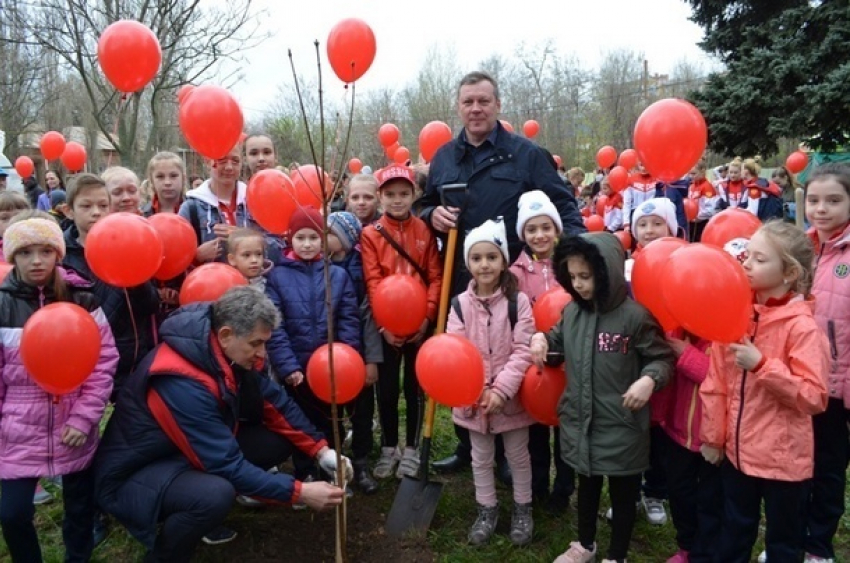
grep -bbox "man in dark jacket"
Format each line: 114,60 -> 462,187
94,287 -> 348,563
417,70 -> 586,475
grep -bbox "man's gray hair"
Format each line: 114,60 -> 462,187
212,286 -> 281,336
457,71 -> 500,101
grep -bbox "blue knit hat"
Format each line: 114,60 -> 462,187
327,211 -> 362,252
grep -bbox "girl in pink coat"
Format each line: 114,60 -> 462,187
448,218 -> 536,548
803,162 -> 850,563
700,220 -> 828,563
0,213 -> 118,562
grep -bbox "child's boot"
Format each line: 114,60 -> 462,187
468,503 -> 499,545
509,501 -> 533,546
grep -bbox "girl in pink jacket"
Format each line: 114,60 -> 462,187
0,213 -> 118,562
803,162 -> 850,563
700,220 -> 828,563
448,218 -> 536,548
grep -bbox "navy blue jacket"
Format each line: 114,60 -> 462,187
94,304 -> 327,549
265,254 -> 361,378
417,123 -> 585,295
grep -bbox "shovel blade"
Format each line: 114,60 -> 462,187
385,476 -> 444,537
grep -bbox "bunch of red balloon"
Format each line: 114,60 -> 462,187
416,334 -> 485,407
378,123 -> 408,163
38,132 -> 88,173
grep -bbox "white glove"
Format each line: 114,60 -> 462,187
318,449 -> 353,484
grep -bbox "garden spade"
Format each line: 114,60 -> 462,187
386,183 -> 467,537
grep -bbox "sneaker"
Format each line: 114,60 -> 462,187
396,447 -> 420,479
509,502 -> 533,546
44,476 -> 63,489
667,549 -> 689,563
468,503 -> 499,546
601,560 -> 626,563
804,555 -> 835,563
292,475 -> 314,511
373,446 -> 400,479
236,495 -> 265,508
642,496 -> 668,525
553,541 -> 597,563
757,552 -> 767,563
201,525 -> 237,545
33,483 -> 53,505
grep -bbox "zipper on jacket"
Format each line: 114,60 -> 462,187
828,320 -> 839,374
734,311 -> 760,471
47,395 -> 55,477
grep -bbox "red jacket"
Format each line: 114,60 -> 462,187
361,213 -> 443,323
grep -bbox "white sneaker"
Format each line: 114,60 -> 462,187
642,496 -> 668,525
553,541 -> 597,563
757,551 -> 767,563
373,446 -> 400,479
804,555 -> 834,563
396,447 -> 420,479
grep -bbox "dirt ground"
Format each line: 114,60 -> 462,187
195,482 -> 435,563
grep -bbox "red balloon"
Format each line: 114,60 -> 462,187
618,148 -> 638,170
148,214 -> 197,280
307,343 -> 366,404
523,120 -> 540,139
378,123 -> 400,148
85,213 -> 163,287
608,166 -> 629,192
247,169 -> 298,235
348,158 -> 363,173
384,141 -> 400,159
0,263 -> 13,281
60,142 -> 87,173
701,209 -> 762,248
290,165 -> 330,207
614,230 -> 633,251
684,198 -> 699,222
661,244 -> 751,343
596,145 -> 617,169
416,334 -> 484,407
533,287 -> 572,332
786,150 -> 808,174
418,121 -> 452,162
634,98 -> 707,182
177,84 -> 195,105
500,120 -> 514,133
596,195 -> 609,217
97,20 -> 161,93
179,263 -> 247,305
178,85 -> 244,160
40,131 -> 66,161
519,364 -> 566,426
372,275 -> 428,336
393,146 -> 411,164
14,156 -> 34,178
21,303 -> 102,395
326,18 -> 376,83
584,215 -> 604,232
631,237 -> 688,332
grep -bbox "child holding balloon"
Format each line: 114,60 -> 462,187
531,231 -> 674,563
0,211 -> 118,562
62,173 -> 160,400
448,217 -> 536,547
509,190 -> 575,514
700,220 -> 828,562
802,163 -> 850,563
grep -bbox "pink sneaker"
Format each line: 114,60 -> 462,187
554,541 -> 596,563
667,550 -> 689,563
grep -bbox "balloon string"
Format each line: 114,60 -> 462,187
123,288 -> 140,369
106,94 -> 129,169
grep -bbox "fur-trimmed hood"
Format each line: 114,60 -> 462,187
554,231 -> 626,313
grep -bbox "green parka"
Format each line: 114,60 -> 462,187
546,232 -> 675,476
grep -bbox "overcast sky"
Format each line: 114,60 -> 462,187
224,0 -> 717,122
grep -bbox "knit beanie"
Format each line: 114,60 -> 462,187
516,190 -> 563,240
327,211 -> 362,252
464,217 -> 510,269
49,189 -> 67,209
288,205 -> 323,236
631,197 -> 678,236
3,217 -> 66,262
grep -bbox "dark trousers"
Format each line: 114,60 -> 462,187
290,380 -> 344,479
376,341 -> 423,448
577,473 -> 642,561
642,424 -> 668,499
149,425 -> 295,562
347,384 -> 374,461
805,398 -> 850,559
720,461 -> 808,563
1,468 -> 95,563
665,435 -> 723,561
528,423 -> 575,498
690,219 -> 708,243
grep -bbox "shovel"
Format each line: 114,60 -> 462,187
386,183 -> 467,537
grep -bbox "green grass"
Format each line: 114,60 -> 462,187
1,405 -> 849,562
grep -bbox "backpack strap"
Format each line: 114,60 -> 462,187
187,198 -> 202,246
451,295 -> 464,324
508,296 -> 518,331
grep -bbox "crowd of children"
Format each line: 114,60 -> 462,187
0,142 -> 847,563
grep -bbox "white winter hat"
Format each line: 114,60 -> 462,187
465,217 -> 510,269
631,197 -> 678,237
516,190 -> 562,240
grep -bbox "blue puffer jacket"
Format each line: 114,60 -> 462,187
265,254 -> 361,377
